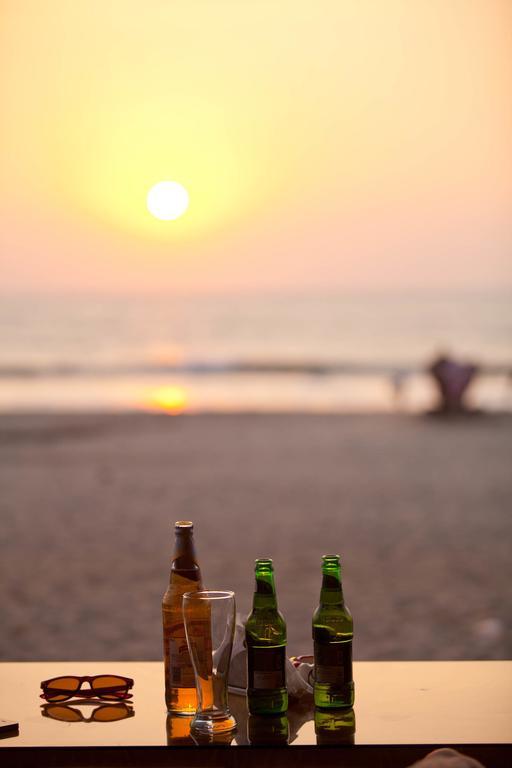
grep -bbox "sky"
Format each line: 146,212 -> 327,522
0,0 -> 511,295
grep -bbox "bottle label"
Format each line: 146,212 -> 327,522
314,641 -> 352,684
248,646 -> 286,690
164,622 -> 195,688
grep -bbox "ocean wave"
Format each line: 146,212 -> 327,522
0,360 -> 508,379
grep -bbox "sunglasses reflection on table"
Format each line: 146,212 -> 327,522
40,675 -> 134,702
41,700 -> 134,723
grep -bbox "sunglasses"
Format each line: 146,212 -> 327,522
40,675 -> 134,702
41,701 -> 134,723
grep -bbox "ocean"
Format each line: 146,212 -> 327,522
0,291 -> 510,413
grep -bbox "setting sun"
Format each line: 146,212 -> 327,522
147,181 -> 189,221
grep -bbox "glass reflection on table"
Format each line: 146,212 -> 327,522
314,707 -> 355,745
41,700 -> 134,724
166,713 -> 236,746
191,729 -> 236,746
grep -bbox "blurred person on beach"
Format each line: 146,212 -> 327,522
428,353 -> 478,415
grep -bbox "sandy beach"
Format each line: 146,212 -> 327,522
0,412 -> 511,662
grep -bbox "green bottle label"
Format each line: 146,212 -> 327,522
314,641 -> 352,684
248,646 -> 286,690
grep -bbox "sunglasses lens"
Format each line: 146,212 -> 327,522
44,677 -> 81,701
91,676 -> 129,699
94,704 -> 131,722
46,704 -> 82,722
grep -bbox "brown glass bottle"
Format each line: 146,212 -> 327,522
162,521 -> 203,714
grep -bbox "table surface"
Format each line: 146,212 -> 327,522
1,660 -> 511,750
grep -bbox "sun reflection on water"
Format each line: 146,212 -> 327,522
140,385 -> 188,415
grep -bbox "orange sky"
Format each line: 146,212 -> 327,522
0,0 -> 511,294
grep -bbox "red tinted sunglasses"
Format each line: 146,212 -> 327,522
40,675 -> 133,702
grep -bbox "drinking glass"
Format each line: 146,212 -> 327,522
183,590 -> 237,736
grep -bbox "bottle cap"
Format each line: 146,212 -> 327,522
175,521 -> 194,531
322,554 -> 341,565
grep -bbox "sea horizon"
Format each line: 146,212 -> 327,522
1,290 -> 510,414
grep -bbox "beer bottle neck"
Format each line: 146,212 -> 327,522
170,524 -> 200,582
319,557 -> 344,606
252,561 -> 278,611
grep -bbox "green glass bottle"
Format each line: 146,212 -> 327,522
245,558 -> 288,715
312,554 -> 354,708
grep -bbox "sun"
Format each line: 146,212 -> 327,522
147,181 -> 189,221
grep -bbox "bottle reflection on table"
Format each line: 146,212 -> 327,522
166,713 -> 195,745
41,700 -> 134,724
314,707 -> 355,745
247,713 -> 289,745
